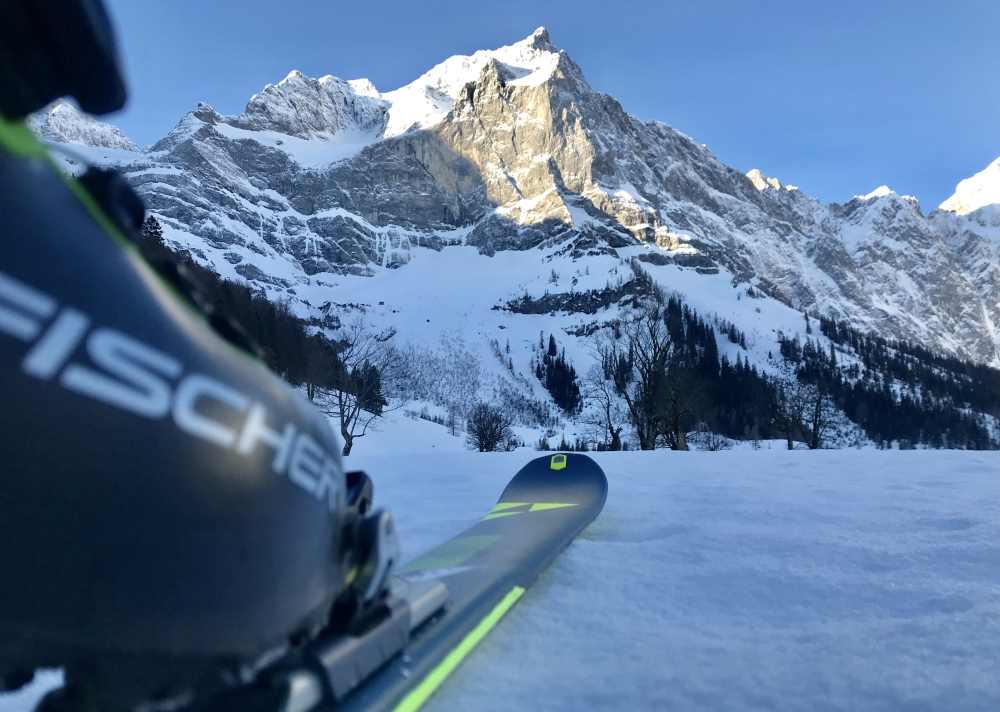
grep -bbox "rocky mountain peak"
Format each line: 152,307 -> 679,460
32,29 -> 1000,366
29,101 -> 138,151
235,70 -> 387,139
856,185 -> 895,201
528,26 -> 554,51
380,28 -> 566,137
747,168 -> 782,191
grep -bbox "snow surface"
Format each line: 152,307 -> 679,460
212,122 -> 378,169
368,446 -> 1000,711
380,27 -> 560,137
4,435 -> 999,711
28,101 -> 139,152
857,185 -> 895,201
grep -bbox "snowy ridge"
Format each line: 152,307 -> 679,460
27,27 -> 1000,368
380,26 -> 564,136
29,101 -> 138,151
236,70 -> 388,139
939,156 -> 1000,215
746,168 -> 783,191
856,185 -> 895,200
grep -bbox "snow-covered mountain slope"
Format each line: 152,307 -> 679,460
5,447 -> 1000,711
939,156 -> 1000,215
29,101 -> 138,151
379,26 -> 562,137
29,29 -> 1000,367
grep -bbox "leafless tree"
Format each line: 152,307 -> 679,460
467,403 -> 513,452
773,363 -> 836,450
314,322 -> 400,456
594,307 -> 672,450
592,303 -> 702,451
582,364 -> 626,450
774,380 -> 805,450
804,384 -> 835,449
655,364 -> 703,452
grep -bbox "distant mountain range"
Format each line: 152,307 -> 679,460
31,27 -> 1000,368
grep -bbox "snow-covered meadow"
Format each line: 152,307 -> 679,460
356,446 -> 1000,712
3,437 -> 998,711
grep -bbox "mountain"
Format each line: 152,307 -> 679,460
29,101 -> 138,152
24,29 -> 1000,448
30,28 -> 998,366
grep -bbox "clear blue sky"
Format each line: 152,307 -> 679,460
105,0 -> 999,210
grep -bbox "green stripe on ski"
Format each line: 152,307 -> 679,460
489,502 -> 529,513
530,502 -> 577,512
399,535 -> 498,573
483,502 -> 579,520
393,586 -> 526,712
482,510 -> 522,521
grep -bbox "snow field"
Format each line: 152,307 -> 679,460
3,446 -> 998,711
352,447 -> 1000,712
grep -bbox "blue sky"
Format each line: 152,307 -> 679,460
105,0 -> 999,210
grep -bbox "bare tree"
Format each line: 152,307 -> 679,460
775,367 -> 835,450
804,383 -> 835,450
315,322 -> 399,456
467,403 -> 513,452
593,303 -> 703,451
774,387 -> 803,451
655,359 -> 706,451
582,364 -> 626,450
303,334 -> 335,402
595,306 -> 672,450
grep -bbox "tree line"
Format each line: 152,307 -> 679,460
781,324 -> 997,449
141,217 -> 999,453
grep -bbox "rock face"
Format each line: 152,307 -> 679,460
30,28 -> 1000,365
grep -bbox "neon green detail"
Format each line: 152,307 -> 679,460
489,502 -> 528,513
482,510 -> 523,521
550,454 -> 568,471
393,586 -> 526,712
529,502 -> 577,512
62,170 -> 134,250
482,501 -> 579,520
1,117 -> 265,366
400,535 -> 498,573
0,116 -> 133,249
0,118 -> 48,157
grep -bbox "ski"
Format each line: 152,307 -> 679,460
337,451 -> 608,712
180,452 -> 607,712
